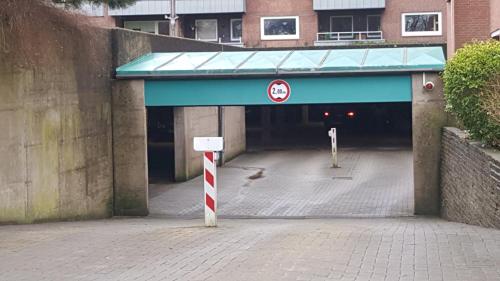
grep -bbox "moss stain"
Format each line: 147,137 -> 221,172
29,109 -> 60,220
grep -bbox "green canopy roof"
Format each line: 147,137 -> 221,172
116,47 -> 445,78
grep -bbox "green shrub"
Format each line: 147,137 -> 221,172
443,41 -> 500,147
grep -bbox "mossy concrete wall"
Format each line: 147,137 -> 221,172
0,4 -> 241,223
412,73 -> 449,215
0,10 -> 113,224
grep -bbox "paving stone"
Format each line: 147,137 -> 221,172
150,147 -> 413,218
1,218 -> 499,281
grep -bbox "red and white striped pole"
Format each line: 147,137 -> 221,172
203,151 -> 217,226
193,137 -> 223,227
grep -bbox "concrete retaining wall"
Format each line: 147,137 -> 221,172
441,127 -> 500,229
0,4 -> 241,223
412,72 -> 448,215
0,20 -> 114,224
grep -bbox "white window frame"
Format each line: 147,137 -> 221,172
124,20 -> 161,34
260,16 -> 300,40
401,12 -> 442,37
230,18 -> 242,42
195,19 -> 218,42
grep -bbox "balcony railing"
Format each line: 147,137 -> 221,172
315,31 -> 384,45
218,38 -> 244,47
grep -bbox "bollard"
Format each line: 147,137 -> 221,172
193,137 -> 224,227
328,128 -> 339,168
203,151 -> 217,227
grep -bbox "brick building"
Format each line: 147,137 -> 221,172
446,0 -> 499,56
81,0 -> 450,47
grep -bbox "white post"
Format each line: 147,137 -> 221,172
203,151 -> 217,227
328,128 -> 338,168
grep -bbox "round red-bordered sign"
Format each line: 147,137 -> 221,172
267,80 -> 291,103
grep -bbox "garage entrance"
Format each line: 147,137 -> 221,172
146,107 -> 175,183
113,46 -> 447,217
148,102 -> 413,217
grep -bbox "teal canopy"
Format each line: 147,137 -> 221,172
116,46 -> 445,78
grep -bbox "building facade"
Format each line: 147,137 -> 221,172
446,0 -> 499,56
81,0 -> 449,48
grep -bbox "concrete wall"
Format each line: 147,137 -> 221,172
112,28 -> 240,69
0,7 -> 114,224
441,127 -> 500,229
173,106 -> 246,181
412,72 -> 448,215
222,107 -> 246,162
174,107 -> 220,182
112,80 -> 148,216
0,3 -> 243,223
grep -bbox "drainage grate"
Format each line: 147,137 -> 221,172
332,176 -> 353,180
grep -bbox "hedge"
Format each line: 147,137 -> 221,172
443,41 -> 500,148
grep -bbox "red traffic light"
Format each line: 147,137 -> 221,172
346,111 -> 355,118
323,111 -> 330,117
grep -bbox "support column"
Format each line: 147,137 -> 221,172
412,73 -> 448,215
174,107 -> 219,182
112,80 -> 148,216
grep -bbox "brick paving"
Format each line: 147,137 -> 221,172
1,217 -> 499,281
150,147 -> 413,218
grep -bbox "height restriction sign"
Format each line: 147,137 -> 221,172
267,79 -> 291,103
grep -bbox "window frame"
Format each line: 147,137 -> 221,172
366,14 -> 382,39
123,20 -> 161,34
230,18 -> 243,42
195,19 -> 218,42
330,15 -> 354,33
260,16 -> 300,41
330,15 -> 354,39
366,15 -> 381,32
401,12 -> 442,37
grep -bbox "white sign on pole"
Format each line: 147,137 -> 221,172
193,137 -> 224,152
328,128 -> 339,168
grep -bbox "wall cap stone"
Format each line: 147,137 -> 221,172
443,127 -> 500,162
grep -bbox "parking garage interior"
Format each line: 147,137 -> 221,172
246,103 -> 412,149
147,107 -> 175,183
147,102 -> 414,218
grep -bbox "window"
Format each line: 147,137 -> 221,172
261,16 -> 300,40
195,19 -> 218,41
124,21 -> 158,34
402,12 -> 442,36
367,15 -> 381,39
330,16 -> 353,39
231,19 -> 242,42
367,15 -> 381,31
